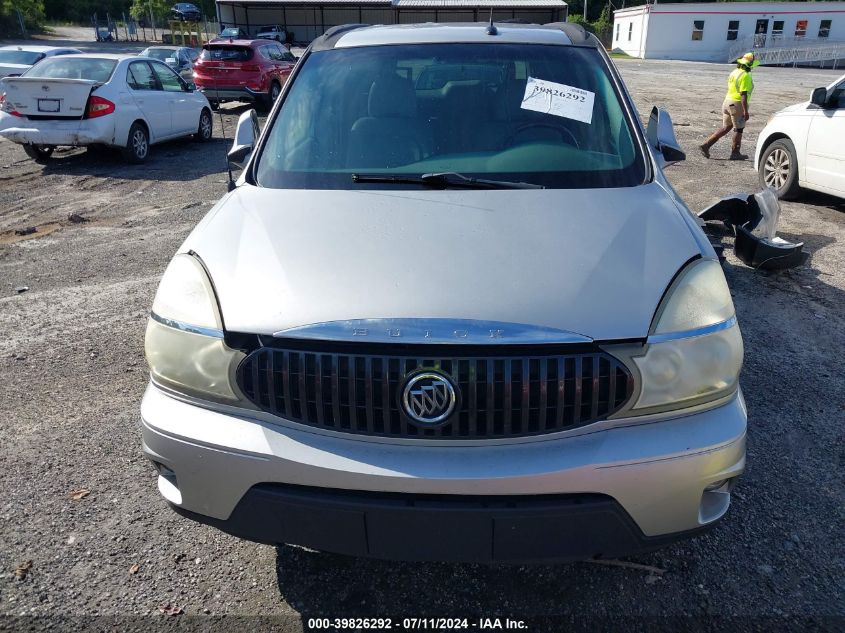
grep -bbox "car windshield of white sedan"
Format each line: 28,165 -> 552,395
23,58 -> 117,83
256,43 -> 645,189
0,50 -> 43,65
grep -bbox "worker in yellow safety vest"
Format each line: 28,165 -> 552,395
699,52 -> 760,160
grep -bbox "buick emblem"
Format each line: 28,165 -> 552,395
41,85 -> 49,92
402,372 -> 457,424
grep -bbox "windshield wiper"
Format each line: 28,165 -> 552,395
351,171 -> 545,190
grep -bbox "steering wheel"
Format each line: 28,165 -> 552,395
505,122 -> 580,149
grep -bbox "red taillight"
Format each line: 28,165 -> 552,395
0,93 -> 22,117
241,64 -> 260,72
85,95 -> 115,119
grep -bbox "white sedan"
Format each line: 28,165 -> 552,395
0,53 -> 213,163
755,73 -> 845,200
0,45 -> 82,79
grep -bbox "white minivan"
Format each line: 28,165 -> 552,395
755,73 -> 845,200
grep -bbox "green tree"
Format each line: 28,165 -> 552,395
0,0 -> 45,34
129,0 -> 215,23
44,0 -> 130,23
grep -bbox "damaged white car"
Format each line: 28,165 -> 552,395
0,53 -> 212,163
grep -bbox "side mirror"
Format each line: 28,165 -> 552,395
810,86 -> 828,107
646,106 -> 686,167
184,81 -> 196,91
228,109 -> 260,169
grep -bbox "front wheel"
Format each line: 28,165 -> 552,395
195,109 -> 213,142
23,144 -> 54,163
121,122 -> 149,164
759,138 -> 800,200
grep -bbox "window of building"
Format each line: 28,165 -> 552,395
726,20 -> 739,41
615,22 -> 620,41
692,20 -> 704,41
819,20 -> 832,38
772,20 -> 784,37
795,20 -> 807,37
628,22 -> 633,41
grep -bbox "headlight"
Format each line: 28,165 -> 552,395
145,254 -> 245,402
623,259 -> 743,415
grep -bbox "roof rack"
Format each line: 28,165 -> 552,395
544,22 -> 594,45
312,23 -> 370,50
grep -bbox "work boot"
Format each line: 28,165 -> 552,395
699,134 -> 720,159
729,133 -> 747,160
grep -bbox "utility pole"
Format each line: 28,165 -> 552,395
584,0 -> 589,20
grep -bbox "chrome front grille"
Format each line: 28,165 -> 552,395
237,347 -> 635,440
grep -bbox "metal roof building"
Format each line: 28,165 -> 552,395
216,0 -> 568,43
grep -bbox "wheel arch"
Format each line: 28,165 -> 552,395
128,118 -> 152,145
757,132 -> 797,179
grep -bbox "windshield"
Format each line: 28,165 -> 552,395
255,43 -> 645,190
0,50 -> 44,65
200,45 -> 252,62
23,57 -> 117,82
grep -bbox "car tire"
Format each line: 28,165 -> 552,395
759,138 -> 800,200
122,122 -> 150,164
269,81 -> 282,103
196,109 -> 213,142
23,144 -> 54,163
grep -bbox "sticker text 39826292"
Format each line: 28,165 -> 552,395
521,77 -> 595,125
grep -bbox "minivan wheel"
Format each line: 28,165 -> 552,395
759,138 -> 800,200
196,109 -> 213,142
122,122 -> 149,164
23,144 -> 54,163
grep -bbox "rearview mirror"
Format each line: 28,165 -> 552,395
810,86 -> 828,107
646,106 -> 685,167
228,109 -> 260,169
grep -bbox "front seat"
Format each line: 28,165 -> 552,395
347,75 -> 433,168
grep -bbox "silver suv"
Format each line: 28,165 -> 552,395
141,22 -> 746,563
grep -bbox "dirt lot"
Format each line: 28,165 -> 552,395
0,36 -> 843,631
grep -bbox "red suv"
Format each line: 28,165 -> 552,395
193,40 -> 295,110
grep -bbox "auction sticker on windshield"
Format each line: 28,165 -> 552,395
521,77 -> 595,124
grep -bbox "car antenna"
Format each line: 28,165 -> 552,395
486,8 -> 498,35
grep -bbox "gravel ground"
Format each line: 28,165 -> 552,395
0,33 -> 843,632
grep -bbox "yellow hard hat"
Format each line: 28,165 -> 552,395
736,52 -> 760,68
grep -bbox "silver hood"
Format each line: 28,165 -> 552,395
182,183 -> 702,341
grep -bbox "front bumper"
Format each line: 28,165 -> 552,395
141,383 -> 746,561
0,114 -> 115,146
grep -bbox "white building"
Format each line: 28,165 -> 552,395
612,2 -> 845,63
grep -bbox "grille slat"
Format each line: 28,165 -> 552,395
282,351 -> 292,419
239,346 -> 634,441
314,354 -> 324,425
573,356 -> 583,426
330,354 -> 341,428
